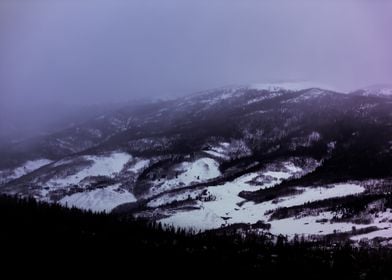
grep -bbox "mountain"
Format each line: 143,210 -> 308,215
351,84 -> 392,97
2,83 -> 392,244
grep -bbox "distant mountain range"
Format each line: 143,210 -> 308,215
2,82 -> 392,244
352,84 -> 392,97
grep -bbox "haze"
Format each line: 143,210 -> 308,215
1,0 -> 392,140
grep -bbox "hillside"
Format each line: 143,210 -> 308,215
2,84 -> 392,242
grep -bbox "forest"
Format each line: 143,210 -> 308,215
1,194 -> 392,279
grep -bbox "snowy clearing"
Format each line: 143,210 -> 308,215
0,159 -> 52,184
204,150 -> 229,159
128,159 -> 150,173
46,152 -> 131,189
269,211 -> 370,236
149,157 -> 220,196
159,163 -> 302,230
160,168 -> 366,235
203,143 -> 230,159
350,211 -> 392,241
59,184 -> 136,213
203,141 -> 251,160
147,190 -> 202,208
277,184 -> 365,209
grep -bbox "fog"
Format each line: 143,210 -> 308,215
1,0 -> 392,139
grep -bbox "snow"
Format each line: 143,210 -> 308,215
128,159 -> 150,173
52,159 -> 73,168
203,143 -> 230,159
12,159 -> 52,178
220,92 -> 236,100
14,159 -> 52,176
283,89 -> 328,103
246,94 -> 282,104
358,84 -> 392,96
174,158 -> 220,184
210,146 -> 226,154
350,211 -> 392,241
277,184 -> 365,208
263,171 -> 292,180
220,142 -> 230,148
196,87 -> 246,105
203,141 -> 251,160
147,190 -> 202,208
284,162 -> 303,173
46,152 -> 131,188
59,184 -> 136,213
0,159 -> 52,184
249,82 -> 337,92
351,228 -> 392,241
159,164 -> 301,230
149,157 -> 220,196
270,212 -> 369,236
160,168 -> 365,235
204,150 -> 228,159
256,162 -> 303,184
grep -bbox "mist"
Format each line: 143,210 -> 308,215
1,0 -> 392,140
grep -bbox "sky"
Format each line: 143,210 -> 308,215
0,0 -> 392,137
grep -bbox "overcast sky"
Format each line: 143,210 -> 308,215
1,0 -> 392,135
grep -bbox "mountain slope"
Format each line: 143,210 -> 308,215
2,83 -> 392,242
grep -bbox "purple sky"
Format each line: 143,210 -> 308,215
0,0 -> 392,136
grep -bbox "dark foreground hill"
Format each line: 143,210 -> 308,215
1,194 -> 392,279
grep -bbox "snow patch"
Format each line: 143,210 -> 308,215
277,184 -> 365,208
175,158 -> 220,184
148,190 -> 202,208
46,152 -> 131,189
203,142 -> 231,159
203,140 -> 251,160
350,211 -> 392,241
270,212 -> 369,237
204,150 -> 228,159
128,159 -> 150,173
149,158 -> 220,196
357,84 -> 392,96
59,184 -> 136,213
13,159 -> 52,178
351,228 -> 392,241
0,159 -> 52,184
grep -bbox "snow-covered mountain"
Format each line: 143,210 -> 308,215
351,84 -> 392,97
2,83 -> 392,243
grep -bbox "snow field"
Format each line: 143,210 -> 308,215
59,184 -> 137,212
